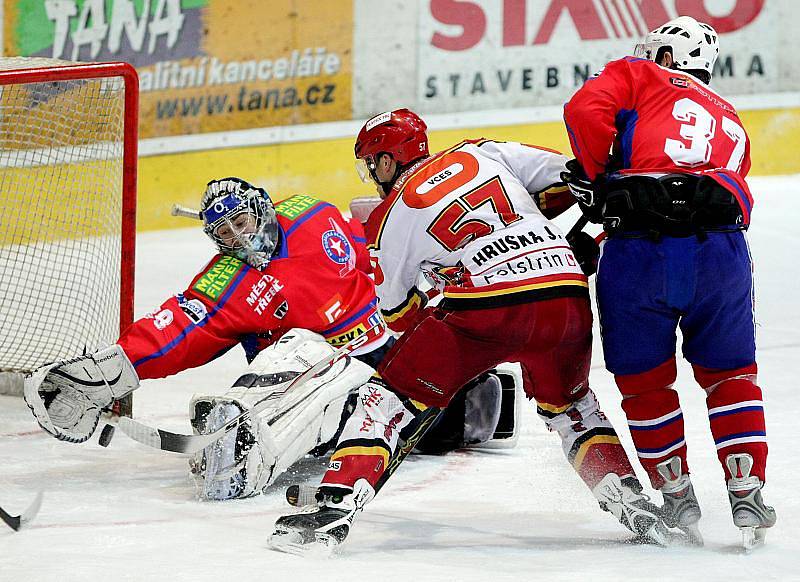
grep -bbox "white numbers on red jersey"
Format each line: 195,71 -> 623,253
664,97 -> 747,172
665,98 -> 715,167
721,116 -> 747,173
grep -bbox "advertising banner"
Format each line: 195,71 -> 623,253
4,0 -> 353,138
414,0 -> 797,115
3,1 -> 797,140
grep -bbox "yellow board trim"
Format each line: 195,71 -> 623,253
136,107 -> 800,232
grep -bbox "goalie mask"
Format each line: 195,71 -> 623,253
200,177 -> 279,269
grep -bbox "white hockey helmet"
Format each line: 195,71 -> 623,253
633,16 -> 719,80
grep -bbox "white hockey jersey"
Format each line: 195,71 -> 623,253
364,139 -> 589,331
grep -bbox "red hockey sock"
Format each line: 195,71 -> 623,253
616,357 -> 688,489
694,363 -> 768,483
571,435 -> 636,489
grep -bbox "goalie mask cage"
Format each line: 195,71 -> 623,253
0,58 -> 138,416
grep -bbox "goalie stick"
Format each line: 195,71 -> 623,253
171,203 -> 201,220
0,492 -> 44,532
566,213 -> 590,238
117,324 -> 384,455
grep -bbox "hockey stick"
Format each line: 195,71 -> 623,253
566,213 -> 590,238
0,492 -> 43,532
171,204 -> 201,220
285,406 -> 443,508
118,325 -> 385,454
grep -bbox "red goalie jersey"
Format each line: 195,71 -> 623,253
564,57 -> 754,224
119,195 -> 386,380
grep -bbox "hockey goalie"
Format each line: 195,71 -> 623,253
23,177 -> 521,500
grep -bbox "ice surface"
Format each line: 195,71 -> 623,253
1,176 -> 798,581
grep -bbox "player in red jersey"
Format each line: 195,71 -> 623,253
562,16 -> 775,548
24,177 -> 393,496
269,109 -> 681,554
118,177 -> 388,378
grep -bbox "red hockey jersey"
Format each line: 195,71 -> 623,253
564,57 -> 754,223
119,195 -> 386,380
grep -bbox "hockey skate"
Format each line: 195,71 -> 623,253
268,480 -> 375,556
726,453 -> 776,551
592,473 -> 674,546
656,456 -> 703,546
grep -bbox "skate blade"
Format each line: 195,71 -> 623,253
679,523 -> 704,547
741,526 -> 767,552
268,529 -> 341,558
636,524 -> 699,548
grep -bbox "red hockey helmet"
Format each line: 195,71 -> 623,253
354,109 -> 429,172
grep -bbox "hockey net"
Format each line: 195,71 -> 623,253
0,58 -> 138,415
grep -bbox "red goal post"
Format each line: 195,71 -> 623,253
0,58 -> 138,416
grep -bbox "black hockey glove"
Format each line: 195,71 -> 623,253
560,159 -> 605,224
566,230 -> 600,277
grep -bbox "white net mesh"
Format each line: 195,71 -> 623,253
0,58 -> 130,390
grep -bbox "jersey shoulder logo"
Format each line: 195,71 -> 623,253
275,194 -> 321,219
322,227 -> 352,265
192,255 -> 244,301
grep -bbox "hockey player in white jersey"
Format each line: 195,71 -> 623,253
270,109 -> 680,553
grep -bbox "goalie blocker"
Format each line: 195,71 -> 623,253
188,330 -> 523,500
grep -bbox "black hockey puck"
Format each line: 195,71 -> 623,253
98,424 -> 116,447
285,484 -> 300,507
285,484 -> 318,507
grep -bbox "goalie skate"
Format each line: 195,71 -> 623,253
656,456 -> 703,546
592,473 -> 675,546
193,402 -> 251,500
726,453 -> 776,551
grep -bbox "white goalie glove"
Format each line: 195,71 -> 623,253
189,329 -> 373,500
23,345 -> 140,443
